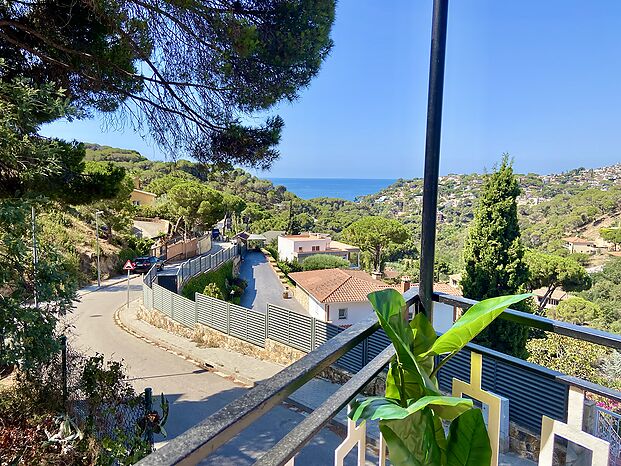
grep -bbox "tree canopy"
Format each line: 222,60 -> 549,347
461,156 -> 532,358
342,216 -> 409,272
600,227 -> 621,251
0,73 -> 126,202
1,0 -> 336,168
302,254 -> 349,271
168,181 -> 224,234
525,250 -> 591,311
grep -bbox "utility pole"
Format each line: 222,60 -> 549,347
31,206 -> 38,308
419,0 -> 449,316
95,211 -> 103,287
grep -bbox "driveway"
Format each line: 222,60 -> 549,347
239,251 -> 308,315
70,276 -> 372,465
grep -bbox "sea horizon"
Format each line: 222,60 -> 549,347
269,177 -> 396,201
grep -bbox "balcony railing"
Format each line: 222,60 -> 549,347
136,288 -> 621,466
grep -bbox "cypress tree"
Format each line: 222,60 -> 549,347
461,155 -> 532,358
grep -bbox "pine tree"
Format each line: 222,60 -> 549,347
461,155 -> 532,358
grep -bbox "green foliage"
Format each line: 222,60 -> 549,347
203,283 -> 224,300
527,333 -> 607,381
600,227 -> 621,249
461,156 -> 532,358
580,258 -> 621,332
3,0 -> 335,167
0,199 -> 78,371
301,254 -> 349,271
182,261 -> 235,302
526,250 -> 591,310
342,216 -> 409,272
0,72 -> 126,203
350,289 -> 530,466
277,259 -> 303,276
168,181 -> 225,234
547,296 -> 601,326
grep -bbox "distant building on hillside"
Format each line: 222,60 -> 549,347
412,282 -> 463,334
562,236 -> 609,255
130,189 -> 157,206
532,287 -> 569,309
277,233 -> 359,266
288,268 -> 394,327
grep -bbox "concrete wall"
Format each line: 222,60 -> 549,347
432,302 -> 456,334
197,235 -> 212,255
278,236 -> 329,262
167,238 -> 198,260
308,294 -> 326,321
326,301 -> 374,327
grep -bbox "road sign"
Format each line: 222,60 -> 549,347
123,259 -> 135,270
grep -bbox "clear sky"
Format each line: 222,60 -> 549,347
41,0 -> 621,179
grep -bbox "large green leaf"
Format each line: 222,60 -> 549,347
386,360 -> 425,401
368,290 -> 439,394
349,395 -> 472,422
381,409 -> 442,466
411,312 -> 437,375
422,293 -> 533,357
446,409 -> 492,466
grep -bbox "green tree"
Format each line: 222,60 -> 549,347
168,181 -> 224,235
0,200 -> 78,371
222,193 -> 247,233
302,254 -> 349,271
0,73 -> 125,202
600,227 -> 621,251
547,296 -> 600,325
580,258 -> 621,332
461,156 -> 532,358
342,216 -> 409,273
2,0 -> 336,168
525,250 -> 592,312
145,173 -> 197,196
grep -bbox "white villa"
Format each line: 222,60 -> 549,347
277,233 -> 359,266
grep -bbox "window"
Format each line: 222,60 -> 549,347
298,246 -> 303,252
312,246 -> 320,251
132,200 -> 141,206
338,308 -> 348,320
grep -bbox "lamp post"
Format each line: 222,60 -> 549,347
95,210 -> 103,287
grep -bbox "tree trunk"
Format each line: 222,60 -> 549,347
538,285 -> 556,313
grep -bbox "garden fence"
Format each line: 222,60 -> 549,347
142,248 -> 571,436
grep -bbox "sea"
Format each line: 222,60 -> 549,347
269,178 -> 396,201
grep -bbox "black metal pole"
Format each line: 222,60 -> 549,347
419,0 -> 449,316
61,335 -> 68,408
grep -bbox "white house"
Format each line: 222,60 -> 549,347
288,268 -> 393,327
277,233 -> 359,266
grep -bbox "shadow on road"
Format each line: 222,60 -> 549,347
126,368 -> 209,382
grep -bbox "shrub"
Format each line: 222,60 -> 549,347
203,282 -> 223,299
277,259 -> 303,276
302,254 -> 349,271
182,261 -> 234,301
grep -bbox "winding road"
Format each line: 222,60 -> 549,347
69,275 -> 364,465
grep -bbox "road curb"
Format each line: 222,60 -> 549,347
78,274 -> 142,297
113,301 -> 254,388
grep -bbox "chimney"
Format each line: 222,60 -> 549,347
400,276 -> 411,293
371,271 -> 383,281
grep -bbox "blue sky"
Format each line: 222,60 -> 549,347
41,0 -> 621,179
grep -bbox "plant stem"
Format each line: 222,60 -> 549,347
430,351 -> 456,378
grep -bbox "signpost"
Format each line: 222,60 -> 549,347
123,259 -> 135,308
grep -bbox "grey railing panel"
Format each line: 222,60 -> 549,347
152,284 -> 164,314
247,310 -> 266,348
173,294 -> 196,328
336,340 -> 365,373
366,328 -> 391,362
229,303 -> 248,341
288,312 -> 313,352
208,297 -> 229,334
195,293 -> 213,327
266,305 -> 290,346
137,316 -> 381,466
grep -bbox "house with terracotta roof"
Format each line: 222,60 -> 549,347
562,236 -> 600,254
412,282 -> 463,334
277,233 -> 360,266
288,268 -> 393,327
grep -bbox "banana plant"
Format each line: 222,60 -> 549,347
349,289 -> 532,466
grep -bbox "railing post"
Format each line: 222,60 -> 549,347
419,0 -> 449,316
61,335 -> 68,408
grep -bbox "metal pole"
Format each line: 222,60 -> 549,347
31,206 -> 38,308
96,211 -> 102,287
61,335 -> 68,407
127,268 -> 131,308
419,0 -> 449,316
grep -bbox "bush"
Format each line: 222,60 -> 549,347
302,254 -> 349,271
117,247 -> 137,272
182,261 -> 234,301
203,282 -> 223,299
277,259 -> 303,276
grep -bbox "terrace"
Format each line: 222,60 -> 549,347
137,1 -> 621,465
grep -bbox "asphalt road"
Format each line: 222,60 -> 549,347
239,251 -> 308,315
70,276 -> 368,464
